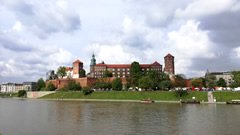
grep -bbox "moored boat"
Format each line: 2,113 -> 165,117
226,100 -> 240,105
181,99 -> 200,104
140,99 -> 155,103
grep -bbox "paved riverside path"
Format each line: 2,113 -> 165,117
208,91 -> 214,103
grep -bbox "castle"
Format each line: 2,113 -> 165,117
89,53 -> 175,78
46,53 -> 175,88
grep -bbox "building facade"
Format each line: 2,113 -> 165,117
205,71 -> 234,86
23,82 -> 37,91
0,83 -> 24,93
89,53 -> 174,78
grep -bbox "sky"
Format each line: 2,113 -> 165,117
0,0 -> 240,83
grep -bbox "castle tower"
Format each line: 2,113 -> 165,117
90,54 -> 96,78
73,59 -> 83,78
164,53 -> 175,75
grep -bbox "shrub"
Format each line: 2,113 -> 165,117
67,80 -> 82,91
175,89 -> 189,97
18,90 -> 27,97
82,87 -> 94,95
46,83 -> 56,91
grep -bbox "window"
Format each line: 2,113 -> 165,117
118,68 -> 120,71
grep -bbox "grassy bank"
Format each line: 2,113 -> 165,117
41,91 -> 208,101
213,91 -> 240,102
0,93 -> 18,98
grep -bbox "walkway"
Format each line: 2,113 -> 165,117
208,91 -> 214,103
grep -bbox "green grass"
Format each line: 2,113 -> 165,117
213,91 -> 240,102
0,93 -> 18,97
41,91 -> 208,101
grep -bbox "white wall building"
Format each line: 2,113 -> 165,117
0,83 -> 24,93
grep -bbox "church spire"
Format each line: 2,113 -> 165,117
90,53 -> 96,66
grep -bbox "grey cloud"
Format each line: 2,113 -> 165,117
199,11 -> 240,48
14,2 -> 34,15
0,35 -> 35,52
2,0 -> 81,38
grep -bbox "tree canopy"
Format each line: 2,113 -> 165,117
57,66 -> 66,78
112,78 -> 122,91
37,78 -> 46,91
217,78 -> 227,87
129,61 -> 142,86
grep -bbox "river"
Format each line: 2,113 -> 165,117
0,98 -> 240,135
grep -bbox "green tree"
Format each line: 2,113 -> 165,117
46,83 -> 56,91
159,80 -> 172,90
112,78 -> 123,91
217,78 -> 227,87
129,61 -> 142,87
103,70 -> 113,78
147,70 -> 161,90
206,75 -> 216,88
138,76 -> 154,90
232,71 -> 240,87
79,69 -> 86,77
37,78 -> 45,91
57,66 -> 66,78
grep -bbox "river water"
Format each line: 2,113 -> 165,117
0,98 -> 240,135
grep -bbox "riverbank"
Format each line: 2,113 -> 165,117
41,91 -> 208,101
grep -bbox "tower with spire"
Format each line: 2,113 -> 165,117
90,53 -> 96,77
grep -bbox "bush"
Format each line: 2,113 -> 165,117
67,80 -> 82,91
82,87 -> 94,95
175,89 -> 189,97
18,90 -> 27,97
46,83 -> 56,91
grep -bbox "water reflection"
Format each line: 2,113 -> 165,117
0,99 -> 240,135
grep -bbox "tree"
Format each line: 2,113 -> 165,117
191,78 -> 203,87
57,66 -> 66,78
138,76 -> 154,90
112,78 -> 123,91
217,78 -> 227,87
103,70 -> 113,78
37,78 -> 45,91
129,61 -> 142,86
147,70 -> 161,90
46,83 -> 56,91
206,75 -> 216,88
232,71 -> 240,87
173,74 -> 186,88
159,80 -> 172,90
79,69 -> 86,77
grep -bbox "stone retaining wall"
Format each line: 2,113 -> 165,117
27,91 -> 56,98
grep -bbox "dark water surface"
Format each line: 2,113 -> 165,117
0,98 -> 240,135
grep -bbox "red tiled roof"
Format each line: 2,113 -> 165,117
66,67 -> 73,71
164,53 -> 174,58
152,61 -> 161,66
73,59 -> 83,63
95,62 -> 161,68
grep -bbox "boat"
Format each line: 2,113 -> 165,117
140,99 -> 155,103
226,100 -> 240,105
181,99 -> 200,104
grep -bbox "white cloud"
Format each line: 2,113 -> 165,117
167,20 -> 216,76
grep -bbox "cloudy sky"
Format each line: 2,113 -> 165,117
0,0 -> 240,83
